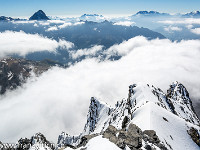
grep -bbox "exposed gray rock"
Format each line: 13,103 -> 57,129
103,124 -> 143,150
187,127 -> 200,146
127,124 -> 143,138
143,130 -> 160,144
102,124 -> 168,150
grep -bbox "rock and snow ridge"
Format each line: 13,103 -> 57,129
1,81 -> 199,150
57,82 -> 200,150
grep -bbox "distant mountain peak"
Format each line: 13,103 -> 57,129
81,14 -> 103,17
79,14 -> 105,22
183,11 -> 200,17
29,10 -> 50,20
134,11 -> 170,17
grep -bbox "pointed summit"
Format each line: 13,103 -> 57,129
83,97 -> 112,135
29,10 -> 50,20
167,81 -> 200,125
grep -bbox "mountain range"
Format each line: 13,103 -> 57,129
1,81 -> 199,150
1,10 -> 200,22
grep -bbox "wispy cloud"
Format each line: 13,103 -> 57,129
70,45 -> 104,59
46,26 -> 58,31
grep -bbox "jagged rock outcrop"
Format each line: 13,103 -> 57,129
167,81 -> 200,125
57,132 -> 81,148
102,124 -> 167,150
29,10 -> 50,20
83,97 -> 112,134
103,124 -> 142,149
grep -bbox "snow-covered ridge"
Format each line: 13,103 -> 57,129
2,81 -> 198,149
58,82 -> 200,150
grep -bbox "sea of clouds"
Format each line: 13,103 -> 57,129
0,32 -> 200,143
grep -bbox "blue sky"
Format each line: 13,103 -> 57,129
0,0 -> 200,17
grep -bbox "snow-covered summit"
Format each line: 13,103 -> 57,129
79,14 -> 105,22
58,82 -> 200,150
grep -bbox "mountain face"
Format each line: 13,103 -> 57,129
57,82 -> 200,150
29,10 -> 50,20
0,58 -> 56,95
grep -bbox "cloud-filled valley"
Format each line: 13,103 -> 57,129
0,36 -> 200,143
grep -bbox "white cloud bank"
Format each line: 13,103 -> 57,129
113,21 -> 135,26
46,21 -> 85,31
164,26 -> 182,32
190,28 -> 200,35
0,31 -> 74,57
0,36 -> 200,143
70,45 -> 104,59
158,18 -> 200,25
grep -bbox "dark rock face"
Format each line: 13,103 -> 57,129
29,10 -> 50,20
0,58 -> 52,95
187,127 -> 200,146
